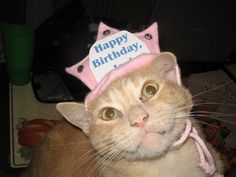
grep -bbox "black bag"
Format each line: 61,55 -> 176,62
32,0 -> 94,102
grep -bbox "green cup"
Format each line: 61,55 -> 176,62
3,24 -> 35,85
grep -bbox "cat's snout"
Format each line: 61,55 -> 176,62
128,106 -> 149,128
130,116 -> 148,128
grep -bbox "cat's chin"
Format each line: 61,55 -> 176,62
123,133 -> 171,161
142,132 -> 162,145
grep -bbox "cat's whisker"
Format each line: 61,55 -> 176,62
77,144 -> 117,177
97,147 -> 124,177
86,145 -> 120,177
181,111 -> 233,119
190,110 -> 236,117
190,119 -> 229,132
171,116 -> 230,134
79,151 -> 112,177
171,82 -> 233,113
77,135 -> 122,159
91,141 -> 122,160
55,135 -> 122,177
85,136 -> 127,177
190,80 -> 233,99
172,79 -> 235,114
174,102 -> 227,115
111,144 -> 127,169
173,118 -> 233,137
45,134 -> 122,147
76,141 -> 115,163
86,156 -> 108,177
173,103 -> 193,113
116,148 -> 126,161
192,102 -> 236,107
195,115 -> 236,125
64,140 -> 119,177
174,113 -> 236,125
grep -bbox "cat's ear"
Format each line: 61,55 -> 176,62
56,102 -> 90,136
151,52 -> 181,85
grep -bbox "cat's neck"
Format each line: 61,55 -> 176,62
97,120 -> 221,177
98,138 -> 203,177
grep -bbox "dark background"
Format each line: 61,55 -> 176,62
1,0 -> 236,62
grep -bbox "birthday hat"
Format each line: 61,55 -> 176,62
65,22 -> 160,90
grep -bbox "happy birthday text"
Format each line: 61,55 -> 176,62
91,33 -> 142,68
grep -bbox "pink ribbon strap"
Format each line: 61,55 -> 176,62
173,119 -> 224,177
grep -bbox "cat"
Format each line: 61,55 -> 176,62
20,52 -> 224,177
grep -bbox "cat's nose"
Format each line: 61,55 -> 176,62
128,106 -> 149,128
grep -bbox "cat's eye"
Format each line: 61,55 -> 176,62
142,81 -> 159,98
100,107 -> 121,121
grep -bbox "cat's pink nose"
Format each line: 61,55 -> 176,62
128,106 -> 149,128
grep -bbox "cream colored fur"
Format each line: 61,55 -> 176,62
98,138 -> 223,177
21,52 -> 224,177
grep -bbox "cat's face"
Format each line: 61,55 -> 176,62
57,53 -> 192,161
86,57 -> 192,161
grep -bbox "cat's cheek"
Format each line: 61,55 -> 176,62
144,117 -> 171,135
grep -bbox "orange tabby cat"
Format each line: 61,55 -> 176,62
21,52 -> 224,177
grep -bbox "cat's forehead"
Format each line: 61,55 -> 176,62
89,74 -> 145,110
88,68 -> 164,111
91,76 -> 141,107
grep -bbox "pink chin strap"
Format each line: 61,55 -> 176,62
173,119 -> 224,177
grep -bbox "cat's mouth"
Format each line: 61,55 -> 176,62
144,132 -> 161,141
141,130 -> 166,147
144,130 -> 166,138
122,129 -> 172,160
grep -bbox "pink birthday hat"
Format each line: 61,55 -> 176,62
66,22 -> 160,90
